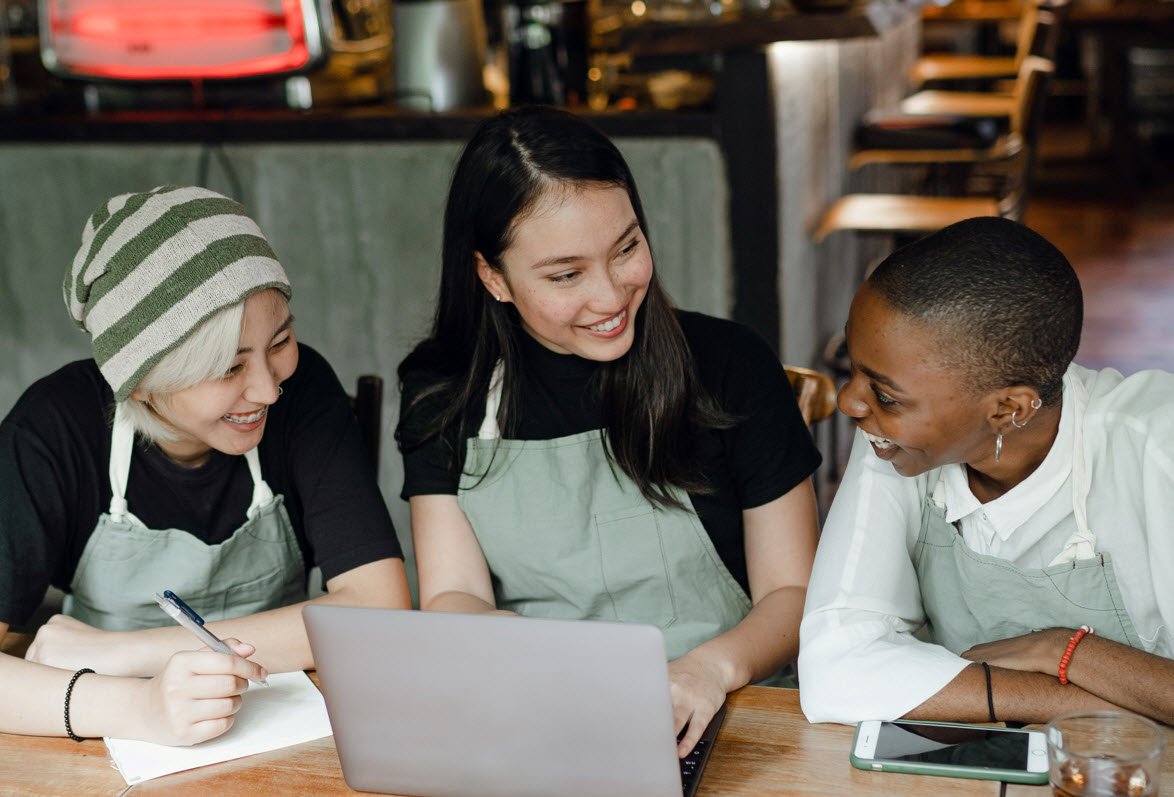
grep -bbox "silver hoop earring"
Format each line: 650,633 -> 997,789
995,432 -> 1003,463
278,386 -> 283,396
1031,398 -> 1042,409
1010,411 -> 1026,429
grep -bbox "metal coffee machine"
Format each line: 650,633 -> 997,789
393,0 -> 489,112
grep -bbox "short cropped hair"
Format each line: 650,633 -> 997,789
866,217 -> 1082,406
118,300 -> 245,443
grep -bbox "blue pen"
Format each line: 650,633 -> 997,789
153,590 -> 269,687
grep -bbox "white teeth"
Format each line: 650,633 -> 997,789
223,407 -> 267,425
588,310 -> 626,332
862,430 -> 895,450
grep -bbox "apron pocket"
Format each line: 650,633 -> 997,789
594,505 -> 677,629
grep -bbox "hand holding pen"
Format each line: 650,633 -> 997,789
154,591 -> 269,687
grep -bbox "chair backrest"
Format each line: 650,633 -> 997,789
785,366 -> 837,426
1011,0 -> 1067,69
1027,0 -> 1070,64
1000,55 -> 1055,221
351,374 -> 383,477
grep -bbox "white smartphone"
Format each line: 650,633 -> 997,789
851,719 -> 1049,784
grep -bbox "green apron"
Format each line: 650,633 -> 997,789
63,403 -> 306,631
457,363 -> 753,663
913,376 -> 1142,654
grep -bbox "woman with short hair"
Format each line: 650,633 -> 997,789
0,185 -> 410,742
800,216 -> 1174,727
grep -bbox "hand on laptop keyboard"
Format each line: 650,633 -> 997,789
676,705 -> 726,797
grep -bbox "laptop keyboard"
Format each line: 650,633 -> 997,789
679,737 -> 713,796
678,704 -> 726,797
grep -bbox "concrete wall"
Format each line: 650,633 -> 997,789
770,14 -> 920,369
0,137 -> 730,600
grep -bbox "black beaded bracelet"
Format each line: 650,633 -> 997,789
980,661 -> 996,723
64,668 -> 95,742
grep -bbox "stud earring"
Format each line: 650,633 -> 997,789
995,432 -> 1003,463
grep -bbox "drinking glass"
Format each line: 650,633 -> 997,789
1046,711 -> 1166,797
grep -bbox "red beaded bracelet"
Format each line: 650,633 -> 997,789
1057,625 -> 1094,685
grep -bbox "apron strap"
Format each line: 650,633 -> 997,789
244,447 -> 274,518
108,404 -> 273,520
477,361 -> 506,440
108,403 -> 135,520
1049,373 -> 1097,565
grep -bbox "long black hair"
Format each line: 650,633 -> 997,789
395,105 -> 732,508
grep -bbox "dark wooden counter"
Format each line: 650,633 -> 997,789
605,0 -> 922,56
0,103 -> 717,143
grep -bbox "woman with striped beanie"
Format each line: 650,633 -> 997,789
0,186 -> 409,744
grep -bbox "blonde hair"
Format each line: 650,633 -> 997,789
118,301 -> 246,443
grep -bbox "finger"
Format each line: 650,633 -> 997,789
671,697 -> 693,738
223,639 -> 256,658
219,639 -> 268,682
184,716 -> 236,746
191,694 -> 245,723
677,707 -> 712,759
173,649 -> 267,684
186,672 -> 251,699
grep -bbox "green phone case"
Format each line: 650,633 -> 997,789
849,719 -> 1049,785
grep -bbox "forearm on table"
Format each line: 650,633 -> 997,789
687,585 -> 806,692
205,562 -> 411,672
1060,636 -> 1174,725
0,652 -> 144,738
905,662 -> 1118,725
127,561 -> 411,675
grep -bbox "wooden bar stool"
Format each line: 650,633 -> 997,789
900,0 -> 1066,120
784,366 -> 837,427
848,55 -> 1054,202
910,0 -> 1066,89
817,58 -> 1054,242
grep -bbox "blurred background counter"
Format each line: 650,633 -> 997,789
0,0 -> 924,586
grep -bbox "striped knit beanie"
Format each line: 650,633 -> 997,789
64,185 -> 292,401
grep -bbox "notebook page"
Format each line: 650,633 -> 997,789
103,670 -> 333,785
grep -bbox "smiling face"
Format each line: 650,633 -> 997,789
137,289 -> 298,466
476,183 -> 653,362
837,283 -> 1000,478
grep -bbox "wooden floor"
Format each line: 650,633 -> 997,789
1025,125 -> 1174,375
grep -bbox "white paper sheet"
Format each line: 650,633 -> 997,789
103,670 -> 333,785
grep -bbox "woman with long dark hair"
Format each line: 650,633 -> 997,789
396,106 -> 820,755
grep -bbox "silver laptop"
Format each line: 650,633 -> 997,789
303,606 -> 718,797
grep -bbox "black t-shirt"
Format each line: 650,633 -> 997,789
400,311 -> 822,593
0,343 -> 403,627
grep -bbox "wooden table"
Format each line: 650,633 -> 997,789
2,632 -> 1172,796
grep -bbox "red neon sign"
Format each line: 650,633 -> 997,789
44,0 -> 319,80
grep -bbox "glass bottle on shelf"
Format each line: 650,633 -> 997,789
504,0 -> 589,106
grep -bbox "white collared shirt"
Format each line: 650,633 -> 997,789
798,364 -> 1174,724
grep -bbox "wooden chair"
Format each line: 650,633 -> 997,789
850,55 -> 1054,173
351,374 -> 383,477
815,57 -> 1054,243
785,366 -> 837,426
910,0 -> 1065,89
900,0 -> 1066,120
